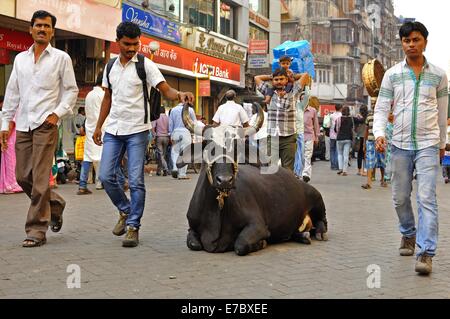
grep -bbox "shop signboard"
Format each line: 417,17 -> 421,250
0,0 -> 15,17
319,105 -> 336,117
16,0 -> 121,42
194,30 -> 247,65
247,54 -> 269,69
198,79 -> 211,97
249,39 -> 268,54
249,10 -> 269,29
122,3 -> 181,44
110,35 -> 241,86
0,27 -> 33,52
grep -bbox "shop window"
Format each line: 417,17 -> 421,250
249,24 -> 269,41
184,0 -> 216,31
332,20 -> 355,44
128,0 -> 181,21
220,1 -> 234,38
249,0 -> 269,18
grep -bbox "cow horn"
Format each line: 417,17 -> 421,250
244,102 -> 264,137
181,103 -> 203,136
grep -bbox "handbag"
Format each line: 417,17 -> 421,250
75,136 -> 86,161
351,117 -> 360,153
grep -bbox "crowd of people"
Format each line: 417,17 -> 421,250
0,12 -> 448,276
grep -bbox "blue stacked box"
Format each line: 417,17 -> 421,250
271,40 -> 315,78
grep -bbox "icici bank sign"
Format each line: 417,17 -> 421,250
110,35 -> 241,85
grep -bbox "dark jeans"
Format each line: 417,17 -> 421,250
357,137 -> 365,170
330,139 -> 339,170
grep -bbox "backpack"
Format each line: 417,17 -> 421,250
106,54 -> 160,123
322,113 -> 331,129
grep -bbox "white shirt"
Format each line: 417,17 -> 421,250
374,58 -> 448,150
84,86 -> 105,161
102,54 -> 165,135
1,44 -> 79,132
212,101 -> 249,127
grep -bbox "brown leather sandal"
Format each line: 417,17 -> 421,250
22,237 -> 47,248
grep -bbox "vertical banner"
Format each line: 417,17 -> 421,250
198,79 -> 211,97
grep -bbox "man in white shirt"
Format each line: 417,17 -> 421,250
93,22 -> 194,248
77,73 -> 105,195
374,21 -> 448,275
0,10 -> 79,247
212,90 -> 249,127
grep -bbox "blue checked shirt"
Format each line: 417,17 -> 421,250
257,81 -> 301,136
374,58 -> 448,150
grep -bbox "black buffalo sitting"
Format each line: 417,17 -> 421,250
180,104 -> 328,256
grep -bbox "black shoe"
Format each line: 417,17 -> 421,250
171,170 -> 179,179
162,170 -> 168,176
302,176 -> 310,183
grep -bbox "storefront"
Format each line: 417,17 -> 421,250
109,34 -> 241,122
1,0 -> 122,152
0,26 -> 34,96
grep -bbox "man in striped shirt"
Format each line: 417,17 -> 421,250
374,21 -> 448,275
255,69 -> 310,172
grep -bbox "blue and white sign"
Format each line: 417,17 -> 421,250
248,54 -> 269,69
122,3 -> 181,43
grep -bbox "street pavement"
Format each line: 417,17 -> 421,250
0,160 -> 449,299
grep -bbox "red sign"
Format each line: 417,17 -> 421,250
198,79 -> 211,97
0,27 -> 33,52
249,40 -> 268,54
0,48 -> 10,64
320,105 -> 336,117
249,10 -> 269,28
110,35 -> 241,83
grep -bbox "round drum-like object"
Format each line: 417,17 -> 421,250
362,59 -> 385,97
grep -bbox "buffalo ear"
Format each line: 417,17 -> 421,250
177,142 -> 204,168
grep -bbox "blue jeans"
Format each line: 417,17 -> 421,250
294,133 -> 304,177
79,161 -> 92,189
99,131 -> 149,229
391,145 -> 440,257
171,129 -> 192,178
330,139 -> 339,170
337,140 -> 351,173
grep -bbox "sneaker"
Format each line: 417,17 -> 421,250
122,226 -> 139,247
399,235 -> 416,256
112,211 -> 128,236
76,188 -> 92,195
415,254 -> 433,275
302,176 -> 310,183
95,182 -> 104,190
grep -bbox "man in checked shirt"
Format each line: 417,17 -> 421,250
374,21 -> 448,275
255,69 -> 310,172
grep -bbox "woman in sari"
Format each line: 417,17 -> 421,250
0,119 -> 23,194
